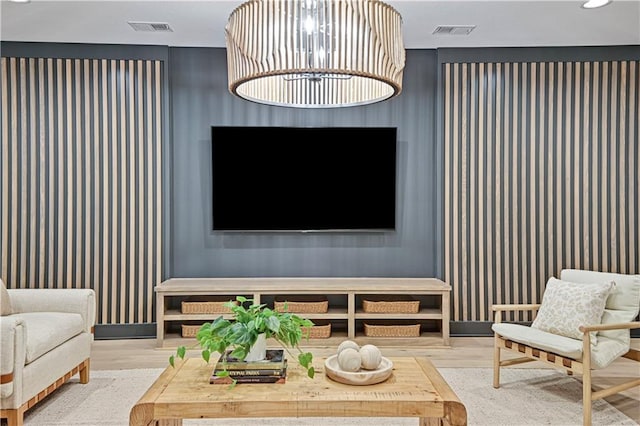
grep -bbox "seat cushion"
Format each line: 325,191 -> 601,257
493,323 -> 583,360
1,279 -> 11,316
16,312 -> 84,363
492,323 -> 629,369
531,277 -> 614,344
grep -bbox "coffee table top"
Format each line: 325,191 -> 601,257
130,356 -> 466,426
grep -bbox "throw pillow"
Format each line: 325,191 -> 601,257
0,279 -> 11,316
531,277 -> 614,344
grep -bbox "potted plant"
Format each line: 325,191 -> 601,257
170,296 -> 315,380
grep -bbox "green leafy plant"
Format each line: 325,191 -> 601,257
170,296 -> 315,380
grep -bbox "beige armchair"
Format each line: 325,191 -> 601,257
0,279 -> 95,426
492,269 -> 640,426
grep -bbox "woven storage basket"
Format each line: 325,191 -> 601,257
302,323 -> 332,339
274,298 -> 328,313
181,324 -> 202,338
362,298 -> 419,314
363,323 -> 421,337
181,297 -> 236,314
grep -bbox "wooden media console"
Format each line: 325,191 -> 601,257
155,277 -> 451,348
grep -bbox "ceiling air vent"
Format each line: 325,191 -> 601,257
128,21 -> 173,32
433,25 -> 476,36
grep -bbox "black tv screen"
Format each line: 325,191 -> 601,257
211,126 -> 397,232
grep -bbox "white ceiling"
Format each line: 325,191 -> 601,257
1,0 -> 639,49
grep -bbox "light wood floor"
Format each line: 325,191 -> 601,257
91,337 -> 640,423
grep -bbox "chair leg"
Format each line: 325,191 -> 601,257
493,336 -> 501,388
582,332 -> 592,426
582,368 -> 592,426
3,407 -> 25,426
79,358 -> 90,384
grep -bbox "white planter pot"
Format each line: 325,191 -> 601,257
244,333 -> 267,362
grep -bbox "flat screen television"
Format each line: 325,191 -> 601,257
211,126 -> 397,232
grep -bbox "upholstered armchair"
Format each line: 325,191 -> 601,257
0,279 -> 96,426
491,269 -> 640,426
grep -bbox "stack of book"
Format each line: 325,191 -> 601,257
209,349 -> 287,384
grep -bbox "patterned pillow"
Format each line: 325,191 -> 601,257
0,279 -> 11,316
531,277 -> 614,344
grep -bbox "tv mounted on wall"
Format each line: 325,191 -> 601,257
211,126 -> 397,232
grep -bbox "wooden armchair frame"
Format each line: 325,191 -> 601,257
492,303 -> 640,426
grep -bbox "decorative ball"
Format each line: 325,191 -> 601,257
337,340 -> 360,355
359,344 -> 382,370
337,348 -> 362,372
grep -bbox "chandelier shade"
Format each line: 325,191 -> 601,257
225,0 -> 406,108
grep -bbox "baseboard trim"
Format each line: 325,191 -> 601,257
94,322 -> 640,340
94,324 -> 156,340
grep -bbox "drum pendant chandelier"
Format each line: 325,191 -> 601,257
225,0 -> 406,108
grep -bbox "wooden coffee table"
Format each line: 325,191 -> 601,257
130,357 -> 466,426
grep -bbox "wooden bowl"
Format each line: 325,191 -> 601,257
324,355 -> 393,385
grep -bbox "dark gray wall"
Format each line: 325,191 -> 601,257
169,48 -> 438,277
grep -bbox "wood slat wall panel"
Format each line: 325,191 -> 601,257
0,56 -> 163,324
443,60 -> 640,322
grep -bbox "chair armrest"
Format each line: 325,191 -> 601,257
580,321 -> 640,333
0,316 -> 25,376
491,304 -> 541,312
8,289 -> 96,333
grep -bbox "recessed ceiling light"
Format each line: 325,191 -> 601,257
8,0 -> 31,3
582,0 -> 612,9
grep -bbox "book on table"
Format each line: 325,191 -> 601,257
210,349 -> 287,384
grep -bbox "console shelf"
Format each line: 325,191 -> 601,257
155,277 -> 451,349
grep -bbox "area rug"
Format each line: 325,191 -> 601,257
22,367 -> 638,426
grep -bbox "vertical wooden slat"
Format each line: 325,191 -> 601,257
28,58 -> 37,288
111,59 -> 119,323
452,63 -> 460,321
547,62 -> 555,282
75,59 -> 82,289
610,62 -> 618,271
618,61 -> 626,272
629,62 -> 637,273
1,58 -> 8,284
529,62 -> 537,305
461,63 -> 468,321
84,59 -> 92,291
147,60 -> 154,323
592,62 -> 600,271
556,62 -> 564,277
19,58 -> 28,288
494,62 -> 502,308
564,62 -> 572,271
511,62 -> 520,317
128,59 -> 136,323
484,62 -> 493,320
155,60 -> 163,319
38,58 -> 46,288
469,62 -> 476,322
102,59 -> 110,324
582,62 -> 591,271
65,59 -> 73,288
475,62 -> 482,322
601,62 -> 609,271
444,63 -> 451,305
137,60 -> 145,323
92,59 -> 101,322
56,58 -> 64,289
120,59 -> 127,324
573,62 -> 581,270
503,62 -> 512,320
